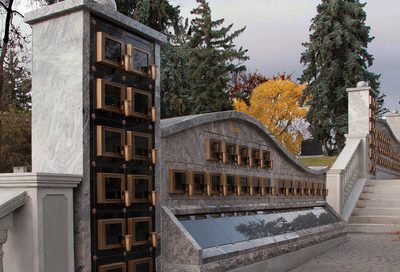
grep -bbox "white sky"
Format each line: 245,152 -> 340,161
8,0 -> 400,111
170,0 -> 400,111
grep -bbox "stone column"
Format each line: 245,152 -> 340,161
326,169 -> 344,214
346,81 -> 372,177
24,1 -> 166,271
347,81 -> 372,135
0,173 -> 81,272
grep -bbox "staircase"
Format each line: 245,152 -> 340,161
348,179 -> 400,233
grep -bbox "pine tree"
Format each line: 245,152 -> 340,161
299,0 -> 385,153
187,0 -> 248,114
160,18 -> 192,117
114,0 -> 180,33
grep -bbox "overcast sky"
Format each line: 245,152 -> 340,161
170,0 -> 400,111
11,0 -> 400,111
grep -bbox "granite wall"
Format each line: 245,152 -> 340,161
159,111 -> 326,213
158,111 -> 341,271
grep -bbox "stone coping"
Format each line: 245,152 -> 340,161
377,119 -> 400,144
161,111 -> 328,176
347,86 -> 371,93
201,222 -> 346,263
0,191 -> 27,219
25,0 -> 167,44
0,172 -> 82,188
169,201 -> 327,215
163,205 -> 345,267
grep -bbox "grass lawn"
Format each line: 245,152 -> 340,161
299,156 -> 338,168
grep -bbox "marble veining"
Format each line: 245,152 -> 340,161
31,11 -> 85,175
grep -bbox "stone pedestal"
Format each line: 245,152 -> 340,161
347,82 -> 372,135
346,83 -> 371,177
0,173 -> 81,272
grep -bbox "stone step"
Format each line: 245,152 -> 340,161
347,223 -> 400,233
352,207 -> 400,216
358,195 -> 400,201
363,186 -> 400,191
365,182 -> 400,188
367,179 -> 400,183
349,215 -> 400,224
356,199 -> 400,208
360,191 -> 400,196
363,183 -> 400,188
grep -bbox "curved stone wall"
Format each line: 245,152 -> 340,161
158,111 -> 344,272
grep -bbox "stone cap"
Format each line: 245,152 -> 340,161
0,172 -> 82,188
0,191 -> 27,220
377,119 -> 400,144
25,0 -> 167,44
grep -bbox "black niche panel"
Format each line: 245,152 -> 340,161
90,15 -> 156,272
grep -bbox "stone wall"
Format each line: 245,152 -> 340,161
159,111 -> 326,214
158,111 -> 343,271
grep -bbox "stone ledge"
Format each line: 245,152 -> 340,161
169,201 -> 327,215
0,173 -> 82,188
201,222 -> 346,266
0,192 -> 27,220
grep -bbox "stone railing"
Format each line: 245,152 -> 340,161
0,191 -> 27,272
326,82 -> 373,220
0,173 -> 81,272
326,136 -> 368,220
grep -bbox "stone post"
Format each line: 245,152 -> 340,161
0,230 -> 7,272
346,81 -> 372,177
326,169 -> 344,213
0,191 -> 27,272
0,173 -> 81,272
347,81 -> 372,135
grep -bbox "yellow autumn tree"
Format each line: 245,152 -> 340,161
234,77 -> 307,154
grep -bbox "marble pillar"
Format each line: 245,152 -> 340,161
346,82 -> 372,136
0,174 -> 80,272
25,1 -> 166,271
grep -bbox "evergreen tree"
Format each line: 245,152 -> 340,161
114,0 -> 180,33
160,16 -> 196,118
45,0 -> 181,33
186,0 -> 248,114
299,0 -> 385,153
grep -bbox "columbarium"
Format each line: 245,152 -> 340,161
23,0 -> 165,271
0,1 -> 347,272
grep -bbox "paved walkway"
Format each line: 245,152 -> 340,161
290,233 -> 400,272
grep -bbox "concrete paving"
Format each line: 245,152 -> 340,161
289,233 -> 400,272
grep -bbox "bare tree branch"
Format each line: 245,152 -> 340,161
12,9 -> 24,18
